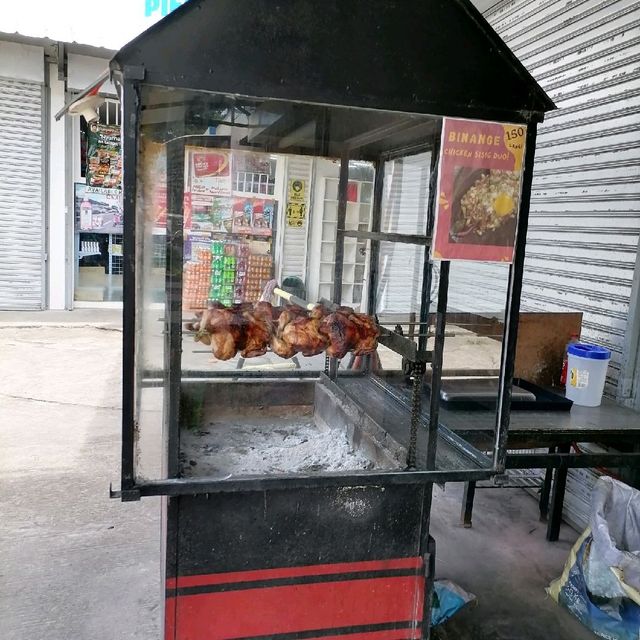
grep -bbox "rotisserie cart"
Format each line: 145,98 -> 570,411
109,2 -> 554,638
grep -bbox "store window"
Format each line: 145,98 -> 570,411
74,98 -> 124,304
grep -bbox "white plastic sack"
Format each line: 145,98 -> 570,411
587,476 -> 640,601
548,477 -> 640,640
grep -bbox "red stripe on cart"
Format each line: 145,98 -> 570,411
169,557 -> 422,589
166,575 -> 424,640
304,630 -> 422,640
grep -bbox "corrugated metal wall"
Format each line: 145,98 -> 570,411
280,155 -> 313,279
0,77 -> 44,310
376,152 -> 431,313
472,0 -> 640,397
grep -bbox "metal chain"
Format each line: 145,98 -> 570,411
324,353 -> 330,375
406,362 -> 423,469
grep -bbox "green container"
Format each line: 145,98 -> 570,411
211,271 -> 223,286
212,241 -> 225,255
222,269 -> 236,284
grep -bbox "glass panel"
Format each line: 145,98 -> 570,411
381,152 -> 431,236
376,242 -> 426,316
131,83 -> 510,483
428,261 -> 513,473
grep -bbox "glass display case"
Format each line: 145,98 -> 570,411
110,2 -> 554,638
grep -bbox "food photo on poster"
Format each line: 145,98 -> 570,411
86,122 -> 122,189
75,183 -> 123,234
432,118 -> 526,262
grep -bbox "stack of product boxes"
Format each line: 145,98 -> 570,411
244,254 -> 273,302
184,239 -> 273,308
183,248 -> 212,310
209,240 -> 237,306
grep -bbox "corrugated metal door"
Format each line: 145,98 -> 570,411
376,152 -> 431,314
479,0 -> 640,397
0,77 -> 44,309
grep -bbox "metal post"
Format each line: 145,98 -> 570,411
539,445 -> 556,522
364,158 -> 385,374
547,443 -> 570,541
461,481 -> 477,528
426,260 -> 449,470
120,79 -> 140,490
164,139 -> 186,478
418,126 -> 442,354
421,533 -> 436,640
366,158 -> 385,316
493,123 -> 538,472
330,149 -> 350,379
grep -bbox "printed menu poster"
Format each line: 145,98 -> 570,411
75,183 -> 123,234
432,118 -> 526,262
87,123 -> 122,189
187,147 -> 232,200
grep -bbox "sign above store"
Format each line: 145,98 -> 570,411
145,0 -> 186,18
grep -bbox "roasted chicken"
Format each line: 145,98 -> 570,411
281,304 -> 330,357
270,305 -> 307,358
241,301 -> 275,358
320,306 -> 380,359
186,301 -> 378,361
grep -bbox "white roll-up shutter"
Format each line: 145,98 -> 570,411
460,0 -> 640,397
0,77 -> 44,310
377,152 -> 431,314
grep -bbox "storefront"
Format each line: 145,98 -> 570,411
72,98 -> 123,304
0,40 -> 45,310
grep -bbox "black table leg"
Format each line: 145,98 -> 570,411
461,481 -> 476,528
547,443 -> 570,542
539,445 -> 556,522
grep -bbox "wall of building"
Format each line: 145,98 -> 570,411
450,0 -> 640,401
0,41 -> 45,310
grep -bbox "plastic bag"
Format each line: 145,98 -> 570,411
548,477 -> 640,639
588,476 -> 640,599
431,579 -> 475,627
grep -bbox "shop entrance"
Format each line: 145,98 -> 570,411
73,97 -> 123,305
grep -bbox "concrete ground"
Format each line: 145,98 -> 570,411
0,312 -> 595,639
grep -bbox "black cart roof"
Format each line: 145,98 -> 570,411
111,0 -> 554,123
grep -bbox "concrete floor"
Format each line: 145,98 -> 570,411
0,314 -> 595,639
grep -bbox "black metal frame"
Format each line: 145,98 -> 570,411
120,77 -> 140,494
118,83 -> 544,500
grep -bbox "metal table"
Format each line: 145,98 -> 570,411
359,373 -> 640,541
438,398 -> 640,540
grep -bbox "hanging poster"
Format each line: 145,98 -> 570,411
432,118 -> 526,262
75,183 -> 123,234
188,196 -> 233,233
187,147 -> 232,200
231,198 -> 275,236
140,139 -> 167,228
286,178 -> 306,227
86,123 -> 122,189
